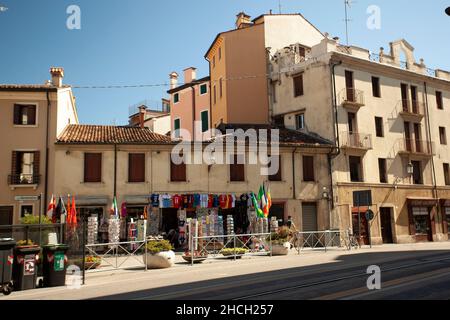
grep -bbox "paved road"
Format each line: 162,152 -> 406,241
97,250 -> 450,300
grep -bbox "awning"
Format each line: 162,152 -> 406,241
124,195 -> 150,205
407,197 -> 438,207
62,196 -> 109,206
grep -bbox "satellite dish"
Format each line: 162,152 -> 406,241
446,7 -> 450,16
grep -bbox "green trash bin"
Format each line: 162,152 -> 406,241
0,239 -> 16,295
42,244 -> 69,287
12,245 -> 41,291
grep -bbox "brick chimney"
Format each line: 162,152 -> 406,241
236,12 -> 251,29
183,67 -> 197,84
50,67 -> 64,87
169,72 -> 179,89
138,105 -> 146,128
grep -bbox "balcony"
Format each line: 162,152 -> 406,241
397,99 -> 425,121
339,88 -> 365,112
397,139 -> 435,157
340,132 -> 373,153
8,174 -> 41,188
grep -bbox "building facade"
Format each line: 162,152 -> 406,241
269,34 -> 450,244
0,68 -> 78,225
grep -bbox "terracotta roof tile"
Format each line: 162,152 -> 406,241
57,125 -> 173,145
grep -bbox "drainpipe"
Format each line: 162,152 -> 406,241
43,91 -> 51,225
292,148 -> 298,200
424,82 -> 440,226
114,144 -> 117,199
191,86 -> 196,141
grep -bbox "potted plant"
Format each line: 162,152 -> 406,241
268,227 -> 291,256
220,248 -> 248,259
182,250 -> 208,264
85,256 -> 102,270
143,240 -> 175,269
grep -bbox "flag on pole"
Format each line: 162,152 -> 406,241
264,184 -> 272,218
46,195 -> 56,221
251,193 -> 264,218
69,196 -> 77,227
67,195 -> 72,226
110,196 -> 119,218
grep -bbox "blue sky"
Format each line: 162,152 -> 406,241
0,0 -> 449,125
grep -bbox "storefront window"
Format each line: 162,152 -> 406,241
412,207 -> 429,235
446,207 -> 450,234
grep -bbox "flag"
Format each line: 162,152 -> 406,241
46,195 -> 56,221
110,197 -> 119,218
69,196 -> 77,227
54,197 -> 67,223
251,193 -> 264,218
264,185 -> 272,218
121,202 -> 127,218
266,185 -> 272,210
67,195 -> 72,226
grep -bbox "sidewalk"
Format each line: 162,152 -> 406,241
2,242 -> 450,300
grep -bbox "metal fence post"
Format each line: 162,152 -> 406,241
82,218 -> 86,285
233,235 -> 237,261
144,237 -> 148,272
191,233 -> 194,267
325,231 -> 328,253
269,233 -> 273,257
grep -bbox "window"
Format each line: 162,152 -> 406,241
439,127 -> 447,145
200,84 -> 208,95
174,93 -> 179,104
10,151 -> 40,185
372,77 -> 381,98
201,111 -> 209,133
230,154 -> 245,182
20,205 -> 33,218
219,78 -> 223,98
412,207 -> 429,235
84,153 -> 102,183
293,74 -> 304,97
14,104 -> 36,126
303,156 -> 315,182
171,156 -> 186,182
446,207 -> 450,234
378,158 -> 387,183
174,119 -> 180,138
295,113 -> 305,130
213,85 -> 217,105
444,163 -> 450,186
375,117 -> 384,137
128,153 -> 145,183
212,56 -> 216,68
218,47 -> 222,60
436,91 -> 443,110
412,160 -> 423,185
269,155 -> 282,182
349,156 -> 363,182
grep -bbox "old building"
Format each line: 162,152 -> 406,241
269,34 -> 450,244
128,100 -> 171,135
167,68 -> 211,141
0,68 -> 78,225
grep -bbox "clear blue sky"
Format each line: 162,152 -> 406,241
0,0 -> 449,125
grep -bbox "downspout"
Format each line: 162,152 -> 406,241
43,90 -> 51,225
292,148 -> 298,200
114,144 -> 117,199
424,82 -> 440,226
191,86 -> 196,140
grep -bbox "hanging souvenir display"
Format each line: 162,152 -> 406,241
108,218 -> 121,248
137,219 -> 147,241
87,215 -> 98,245
178,209 -> 187,246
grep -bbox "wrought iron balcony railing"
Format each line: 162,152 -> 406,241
8,174 -> 41,185
339,88 -> 365,108
340,132 -> 373,150
397,139 -> 435,156
398,99 -> 425,119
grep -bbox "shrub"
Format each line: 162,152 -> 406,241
20,214 -> 52,225
221,248 -> 248,256
145,240 -> 173,254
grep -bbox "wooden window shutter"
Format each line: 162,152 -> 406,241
11,151 -> 18,176
129,153 -> 145,183
230,155 -> 245,182
84,153 -> 102,183
293,74 -> 304,97
28,106 -> 36,125
269,155 -> 282,181
303,156 -> 315,182
13,105 -> 21,125
171,157 -> 186,182
33,151 -> 40,182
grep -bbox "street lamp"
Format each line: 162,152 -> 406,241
407,161 -> 414,175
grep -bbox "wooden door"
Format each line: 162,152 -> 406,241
380,208 -> 394,244
345,71 -> 354,102
414,123 -> 422,153
401,84 -> 409,111
404,122 -> 412,151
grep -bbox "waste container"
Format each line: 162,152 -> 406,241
42,244 -> 69,287
0,238 -> 16,295
12,245 -> 41,291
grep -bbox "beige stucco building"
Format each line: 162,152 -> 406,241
0,68 -> 78,225
269,33 -> 450,244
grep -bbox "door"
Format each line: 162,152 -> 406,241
0,206 -> 13,238
401,84 -> 409,111
269,203 -> 285,227
302,203 -> 318,247
412,207 -> 432,242
348,112 -> 358,146
404,122 -> 412,151
345,71 -> 354,102
411,86 -> 418,114
380,208 -> 394,244
414,123 -> 422,153
352,210 -> 370,246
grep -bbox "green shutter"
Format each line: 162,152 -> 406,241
201,111 -> 208,133
200,84 -> 207,95
174,93 -> 179,103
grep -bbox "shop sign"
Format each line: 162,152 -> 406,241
15,196 -> 40,202
54,252 -> 65,272
366,210 -> 375,221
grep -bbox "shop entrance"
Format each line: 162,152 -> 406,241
0,206 -> 13,238
380,207 -> 394,244
445,208 -> 450,235
161,208 -> 179,234
352,210 -> 370,246
269,203 -> 285,226
411,207 -> 433,242
302,203 -> 318,232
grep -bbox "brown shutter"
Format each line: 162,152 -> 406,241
10,151 -> 18,184
269,155 -> 282,181
129,153 -> 145,182
303,156 -> 315,182
230,155 -> 245,182
33,151 -> 40,184
293,74 -> 304,97
84,153 -> 102,183
13,105 -> 21,125
28,106 -> 36,125
171,157 -> 186,182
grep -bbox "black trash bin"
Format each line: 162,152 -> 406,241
42,244 -> 69,288
0,238 -> 16,295
12,245 -> 41,291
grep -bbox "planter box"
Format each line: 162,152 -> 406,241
143,251 -> 175,269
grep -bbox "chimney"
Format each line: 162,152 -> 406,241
169,72 -> 179,89
50,67 -> 64,87
236,12 -> 251,29
183,67 -> 197,84
138,105 -> 146,128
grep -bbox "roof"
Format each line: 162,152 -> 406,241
167,76 -> 210,94
0,84 -> 71,92
215,123 -> 333,147
56,125 -> 173,145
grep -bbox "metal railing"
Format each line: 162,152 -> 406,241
188,233 -> 272,266
8,174 -> 40,185
290,230 -> 356,253
397,99 -> 425,117
340,88 -> 365,106
397,138 -> 435,155
340,132 -> 373,150
0,223 -> 65,246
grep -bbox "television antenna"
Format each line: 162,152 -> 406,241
344,0 -> 355,45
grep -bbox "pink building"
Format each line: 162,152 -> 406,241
167,67 -> 211,141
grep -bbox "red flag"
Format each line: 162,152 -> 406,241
71,196 -> 77,227
46,195 -> 56,221
67,195 -> 72,225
